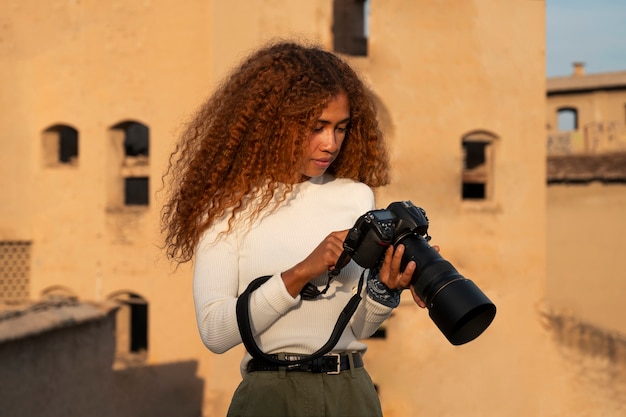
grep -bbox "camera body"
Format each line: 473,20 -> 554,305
344,201 -> 429,270
343,201 -> 496,345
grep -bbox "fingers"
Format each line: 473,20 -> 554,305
318,231 -> 346,258
327,230 -> 349,267
312,230 -> 351,275
330,229 -> 349,243
282,230 -> 350,296
379,244 -> 415,290
376,242 -> 439,309
377,246 -> 394,285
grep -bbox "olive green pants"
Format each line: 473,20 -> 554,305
226,366 -> 383,417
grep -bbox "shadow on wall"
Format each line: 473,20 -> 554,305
541,309 -> 626,414
0,306 -> 204,417
113,361 -> 204,417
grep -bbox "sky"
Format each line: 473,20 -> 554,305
546,0 -> 626,77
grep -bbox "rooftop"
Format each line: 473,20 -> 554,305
547,68 -> 626,95
0,297 -> 118,344
548,152 -> 626,183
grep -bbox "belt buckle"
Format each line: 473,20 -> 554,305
326,353 -> 341,375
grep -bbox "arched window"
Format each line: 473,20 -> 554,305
122,122 -> 149,157
41,285 -> 77,301
42,124 -> 79,167
109,291 -> 149,365
462,131 -> 497,201
557,107 -> 578,131
333,0 -> 368,56
108,120 -> 150,207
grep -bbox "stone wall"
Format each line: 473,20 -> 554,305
0,301 -> 204,417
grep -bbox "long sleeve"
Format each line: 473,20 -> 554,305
191,175 -> 394,371
193,222 -> 300,353
349,277 -> 395,339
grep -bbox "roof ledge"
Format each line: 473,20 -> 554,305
0,298 -> 119,344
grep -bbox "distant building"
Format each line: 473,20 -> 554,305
546,64 -> 626,365
547,63 -> 626,158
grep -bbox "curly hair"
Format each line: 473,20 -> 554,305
161,40 -> 389,263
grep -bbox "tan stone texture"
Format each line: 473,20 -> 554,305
1,1 -> 624,416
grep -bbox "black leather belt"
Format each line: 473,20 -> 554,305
247,352 -> 363,374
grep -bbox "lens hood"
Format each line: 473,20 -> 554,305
427,278 -> 496,345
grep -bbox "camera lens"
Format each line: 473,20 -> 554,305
427,278 -> 497,345
396,234 -> 496,345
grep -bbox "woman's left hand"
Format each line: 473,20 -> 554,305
377,244 -> 415,291
378,244 -> 441,309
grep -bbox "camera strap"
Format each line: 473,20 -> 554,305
235,268 -> 367,366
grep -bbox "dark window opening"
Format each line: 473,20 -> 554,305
462,183 -> 486,200
333,0 -> 368,56
464,141 -> 487,170
58,127 -> 79,163
462,141 -> 490,200
557,108 -> 578,131
109,120 -> 150,209
125,177 -> 149,206
110,292 -> 149,363
130,299 -> 148,352
123,122 -> 149,156
43,125 -> 79,166
462,132 -> 496,201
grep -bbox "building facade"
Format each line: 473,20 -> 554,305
545,64 -> 626,416
3,1 -> 622,416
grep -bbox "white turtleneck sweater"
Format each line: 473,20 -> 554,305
193,174 -> 394,374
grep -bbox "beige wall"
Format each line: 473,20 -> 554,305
547,183 -> 626,334
361,2 -> 556,415
546,184 -> 626,417
4,1 -> 623,416
545,64 -> 626,416
0,0 -> 336,414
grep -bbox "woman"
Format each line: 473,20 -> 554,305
162,40 -> 422,417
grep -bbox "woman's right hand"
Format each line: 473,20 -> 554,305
281,230 -> 349,298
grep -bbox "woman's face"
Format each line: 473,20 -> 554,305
297,92 -> 351,179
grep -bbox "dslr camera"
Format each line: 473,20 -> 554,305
342,201 -> 496,345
